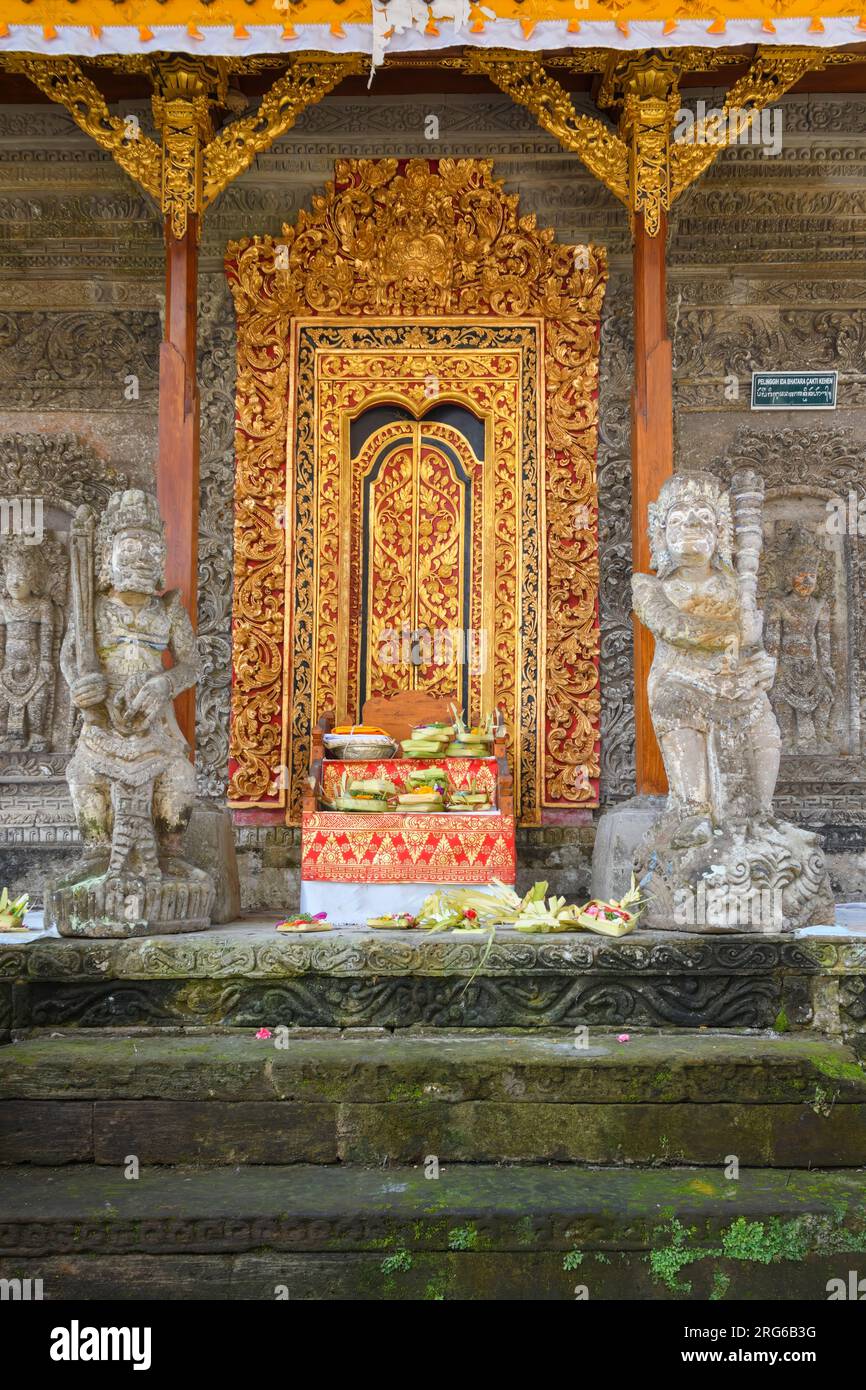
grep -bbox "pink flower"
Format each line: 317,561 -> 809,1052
313,912 -> 328,920
617,1033 -> 630,1044
255,1028 -> 273,1040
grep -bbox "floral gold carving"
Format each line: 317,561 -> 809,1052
226,158 -> 606,820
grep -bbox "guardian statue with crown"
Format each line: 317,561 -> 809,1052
44,488 -> 214,936
631,469 -> 833,932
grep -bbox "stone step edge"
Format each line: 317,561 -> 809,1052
1,1031 -> 863,1105
1,1165 -> 864,1258
3,1094 -> 866,1167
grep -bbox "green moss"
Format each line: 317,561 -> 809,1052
448,1223 -> 479,1252
709,1271 -> 730,1301
387,1083 -> 427,1103
773,1008 -> 790,1033
516,1217 -> 537,1247
424,1275 -> 448,1300
649,1208 -> 866,1295
381,1250 -> 413,1275
812,1054 -> 866,1084
722,1217 -> 811,1265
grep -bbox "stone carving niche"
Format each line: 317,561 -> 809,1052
713,426 -> 866,831
0,433 -> 123,852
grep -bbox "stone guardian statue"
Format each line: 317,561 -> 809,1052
631,470 -> 833,932
44,489 -> 214,936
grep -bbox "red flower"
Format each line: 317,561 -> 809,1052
464,909 -> 478,920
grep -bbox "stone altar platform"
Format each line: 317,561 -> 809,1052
1,917 -> 864,1048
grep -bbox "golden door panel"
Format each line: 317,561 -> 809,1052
303,341 -> 525,808
354,419 -> 477,709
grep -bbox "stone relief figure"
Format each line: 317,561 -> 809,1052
44,489 -> 214,937
0,536 -> 66,752
632,470 -> 833,932
763,526 -> 835,750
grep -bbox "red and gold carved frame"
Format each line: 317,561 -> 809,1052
226,158 -> 607,824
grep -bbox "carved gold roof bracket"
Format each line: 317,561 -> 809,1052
462,50 -> 630,208
202,54 -> 365,209
151,58 -> 222,241
606,55 -> 682,237
1,52 -> 363,238
669,46 -> 846,200
464,44 -> 863,236
1,53 -> 162,201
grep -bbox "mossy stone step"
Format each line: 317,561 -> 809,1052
0,1164 -> 864,1300
2,1030 -> 865,1166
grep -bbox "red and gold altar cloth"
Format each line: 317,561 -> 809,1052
301,810 -> 516,885
319,757 -> 498,802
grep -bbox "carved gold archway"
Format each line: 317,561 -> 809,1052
226,157 -> 606,823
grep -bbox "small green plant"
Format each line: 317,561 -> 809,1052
710,1270 -> 731,1301
563,1250 -> 583,1271
649,1219 -> 720,1294
448,1224 -> 478,1251
381,1250 -> 413,1275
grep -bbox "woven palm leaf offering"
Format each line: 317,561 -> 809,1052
401,721 -> 453,757
0,888 -> 30,931
572,875 -> 646,934
416,879 -> 641,937
395,764 -> 448,810
366,912 -> 418,929
276,911 -> 332,933
333,771 -> 395,812
446,705 -> 495,757
447,774 -> 492,811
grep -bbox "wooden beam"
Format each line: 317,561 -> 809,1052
157,212 -> 199,754
631,207 -> 672,796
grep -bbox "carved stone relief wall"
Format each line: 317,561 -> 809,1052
0,90 -> 864,904
668,89 -> 866,870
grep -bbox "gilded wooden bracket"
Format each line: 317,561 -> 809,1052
0,54 -> 162,202
608,55 -> 682,238
3,52 -> 362,239
467,44 -> 862,237
462,50 -> 629,208
669,46 -> 847,200
203,55 -> 365,207
151,59 -> 221,241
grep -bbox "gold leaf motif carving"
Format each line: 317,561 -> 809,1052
226,159 -> 606,818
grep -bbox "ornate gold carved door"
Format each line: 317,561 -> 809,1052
354,415 -> 479,711
226,158 -> 607,824
319,347 -> 503,749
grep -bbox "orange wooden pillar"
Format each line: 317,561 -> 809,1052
157,213 -> 200,752
631,208 -> 673,795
